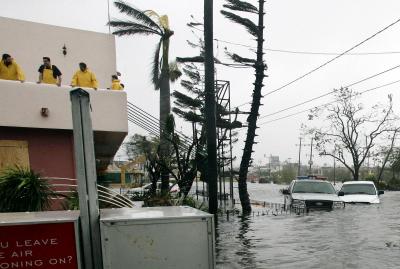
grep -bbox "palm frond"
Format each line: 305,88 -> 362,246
110,20 -> 161,36
220,10 -> 259,37
152,39 -> 162,89
169,62 -> 182,82
172,108 -> 204,123
173,91 -> 203,109
223,0 -> 258,14
187,22 -> 203,27
183,68 -> 201,83
112,28 -> 156,36
225,51 -> 256,63
113,0 -> 162,34
176,56 -> 205,63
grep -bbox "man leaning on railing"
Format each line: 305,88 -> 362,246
37,56 -> 62,86
0,53 -> 25,82
70,62 -> 98,90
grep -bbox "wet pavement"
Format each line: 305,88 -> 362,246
215,183 -> 400,269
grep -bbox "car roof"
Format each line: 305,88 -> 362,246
343,181 -> 375,185
293,179 -> 331,183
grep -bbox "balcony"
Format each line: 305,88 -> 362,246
0,79 -> 128,170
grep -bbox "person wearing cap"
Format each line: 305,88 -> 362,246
37,57 -> 62,86
110,74 -> 124,90
0,53 -> 25,82
70,62 -> 98,89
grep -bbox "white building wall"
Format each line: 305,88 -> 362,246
0,80 -> 128,133
0,16 -> 116,89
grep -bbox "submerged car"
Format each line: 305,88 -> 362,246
338,181 -> 383,204
282,179 -> 344,211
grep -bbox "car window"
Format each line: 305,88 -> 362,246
340,184 -> 376,195
292,181 -> 336,194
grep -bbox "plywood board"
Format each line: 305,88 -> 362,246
0,140 -> 30,170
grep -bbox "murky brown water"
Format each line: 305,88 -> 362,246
215,183 -> 400,269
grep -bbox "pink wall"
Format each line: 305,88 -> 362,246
0,127 -> 76,179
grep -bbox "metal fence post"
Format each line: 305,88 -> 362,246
70,88 -> 103,269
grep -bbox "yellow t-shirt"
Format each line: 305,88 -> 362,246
0,60 -> 25,81
111,79 -> 123,90
71,69 -> 98,89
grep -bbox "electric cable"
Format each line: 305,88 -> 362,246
258,79 -> 400,126
258,64 -> 400,120
233,17 -> 400,108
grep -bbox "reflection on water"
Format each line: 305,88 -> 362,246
216,183 -> 400,269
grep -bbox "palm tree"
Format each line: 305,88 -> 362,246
221,0 -> 267,213
109,1 -> 177,192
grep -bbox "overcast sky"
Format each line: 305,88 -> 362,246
2,0 -> 400,167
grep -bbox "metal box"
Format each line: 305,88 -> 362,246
0,210 -> 82,269
100,206 -> 215,269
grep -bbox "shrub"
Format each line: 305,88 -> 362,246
0,167 -> 58,212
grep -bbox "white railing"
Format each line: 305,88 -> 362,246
44,177 -> 134,208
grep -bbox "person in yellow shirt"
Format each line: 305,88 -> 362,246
0,54 -> 25,82
70,62 -> 98,89
37,57 -> 62,86
110,74 -> 124,90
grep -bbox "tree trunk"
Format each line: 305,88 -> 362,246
160,36 -> 171,194
353,166 -> 359,181
237,0 -> 265,213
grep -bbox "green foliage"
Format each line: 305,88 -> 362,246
152,39 -> 162,89
0,167 -> 58,212
220,10 -> 259,38
63,190 -> 79,210
182,196 -> 208,212
143,193 -> 174,207
278,164 -> 297,184
223,0 -> 258,14
112,1 -> 163,32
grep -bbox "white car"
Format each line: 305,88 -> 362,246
282,179 -> 345,211
338,181 -> 384,204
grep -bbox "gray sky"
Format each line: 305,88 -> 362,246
2,0 -> 400,167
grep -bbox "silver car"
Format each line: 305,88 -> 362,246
282,179 -> 344,212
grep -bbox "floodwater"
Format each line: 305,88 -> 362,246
215,183 -> 400,269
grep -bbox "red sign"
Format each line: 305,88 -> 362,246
0,222 -> 78,269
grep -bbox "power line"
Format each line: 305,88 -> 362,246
258,64 -> 400,120
233,17 -> 400,108
190,26 -> 400,56
258,79 -> 400,126
215,38 -> 400,56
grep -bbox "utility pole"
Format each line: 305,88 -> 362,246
309,137 -> 313,174
296,138 -> 311,176
204,0 -> 218,215
297,138 -> 302,176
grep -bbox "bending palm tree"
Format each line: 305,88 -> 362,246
109,0 -> 175,192
221,0 -> 267,213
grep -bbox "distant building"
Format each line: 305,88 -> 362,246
99,156 -> 147,187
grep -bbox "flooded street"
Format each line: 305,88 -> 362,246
216,183 -> 400,269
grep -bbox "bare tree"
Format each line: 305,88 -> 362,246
308,88 -> 397,181
372,128 -> 400,184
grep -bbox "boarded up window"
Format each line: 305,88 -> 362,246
0,140 -> 30,171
